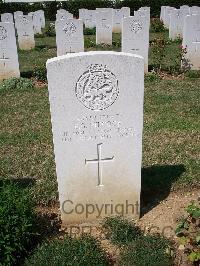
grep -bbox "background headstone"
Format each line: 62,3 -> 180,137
28,12 -> 42,35
56,9 -> 73,21
122,15 -> 149,73
183,14 -> 200,70
84,9 -> 96,29
0,22 -> 20,80
14,11 -> 23,21
169,9 -> 182,40
96,9 -> 113,45
46,51 -> 144,224
37,10 -> 45,28
16,15 -> 35,50
56,18 -> 84,56
1,13 -> 13,23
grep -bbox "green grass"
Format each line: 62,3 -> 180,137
118,235 -> 173,266
0,24 -> 199,205
24,235 -> 110,266
102,217 -> 173,265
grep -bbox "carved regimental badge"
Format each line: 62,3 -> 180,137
63,22 -> 76,37
0,26 -> 7,41
130,20 -> 143,33
75,64 -> 119,111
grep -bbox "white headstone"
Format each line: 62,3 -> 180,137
122,16 -> 149,73
14,11 -> 23,35
163,6 -> 175,28
96,9 -> 113,45
79,9 -> 86,21
38,10 -> 45,28
14,11 -> 23,21
84,9 -> 96,29
29,12 -> 42,35
134,9 -> 150,29
112,9 -> 123,33
121,7 -> 131,17
183,14 -> 200,70
56,9 -> 73,21
0,22 -> 20,80
16,15 -> 35,50
190,6 -> 200,15
160,6 -> 167,22
46,51 -> 144,224
56,18 -> 84,56
112,7 -> 130,33
169,9 -> 182,40
1,13 -> 13,23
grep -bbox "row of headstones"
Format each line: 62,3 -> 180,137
56,7 -> 150,73
160,5 -> 200,70
0,10 -> 45,80
1,10 -> 45,50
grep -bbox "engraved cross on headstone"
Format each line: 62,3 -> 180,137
85,143 -> 114,187
0,52 -> 9,67
23,32 -> 29,37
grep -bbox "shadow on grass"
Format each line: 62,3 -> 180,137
0,177 -> 36,189
141,164 -> 186,216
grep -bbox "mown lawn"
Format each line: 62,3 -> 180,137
0,25 -> 199,205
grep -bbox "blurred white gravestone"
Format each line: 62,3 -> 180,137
96,9 -> 113,45
46,51 -> 144,224
169,9 -> 182,40
79,9 -> 86,23
56,18 -> 84,56
84,9 -> 96,28
112,7 -> 130,33
183,14 -> 200,70
16,15 -> 35,50
14,11 -> 23,35
128,13 -> 149,73
38,10 -> 45,28
0,22 -> 20,80
28,12 -> 42,34
14,11 -> 23,21
1,13 -> 13,23
56,9 -> 73,21
190,6 -> 200,15
163,6 -> 175,28
160,6 -> 167,22
178,7 -> 190,38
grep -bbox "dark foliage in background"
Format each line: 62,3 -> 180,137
0,0 -> 200,20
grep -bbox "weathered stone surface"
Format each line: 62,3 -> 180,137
46,51 -> 144,224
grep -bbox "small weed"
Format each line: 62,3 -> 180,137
0,180 -> 37,266
151,18 -> 165,33
33,65 -> 47,82
145,71 -> 160,82
175,200 -> 200,264
0,77 -> 33,93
